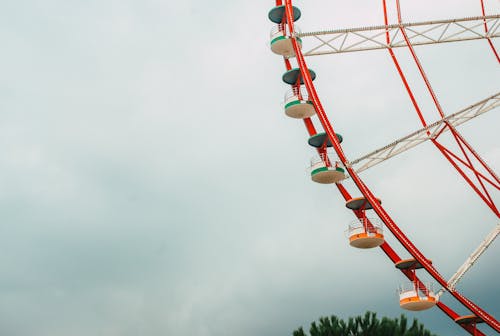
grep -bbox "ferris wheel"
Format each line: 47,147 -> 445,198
267,0 -> 499,335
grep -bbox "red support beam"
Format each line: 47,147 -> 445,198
383,0 -> 500,217
432,140 -> 500,217
479,0 -> 500,63
381,0 -> 429,130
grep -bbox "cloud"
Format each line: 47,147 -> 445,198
0,0 -> 497,335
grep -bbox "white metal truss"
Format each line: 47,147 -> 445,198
295,15 -> 500,56
345,92 -> 500,173
437,223 -> 500,298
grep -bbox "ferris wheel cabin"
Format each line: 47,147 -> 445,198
345,197 -> 384,248
270,26 -> 302,57
347,218 -> 384,248
398,284 -> 438,311
268,6 -> 302,57
284,87 -> 315,119
395,258 -> 437,311
308,132 -> 345,184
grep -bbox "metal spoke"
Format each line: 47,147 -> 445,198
345,92 -> 500,174
437,223 -> 500,298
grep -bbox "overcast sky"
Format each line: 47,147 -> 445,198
0,1 -> 498,335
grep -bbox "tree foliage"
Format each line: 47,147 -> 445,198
293,311 -> 438,336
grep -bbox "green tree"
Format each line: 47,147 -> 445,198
293,312 -> 438,336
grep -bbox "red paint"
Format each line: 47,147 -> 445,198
479,0 -> 500,62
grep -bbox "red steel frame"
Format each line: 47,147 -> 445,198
382,0 -> 500,218
480,0 -> 500,62
271,0 -> 500,334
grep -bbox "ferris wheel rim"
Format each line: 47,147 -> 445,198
270,0 -> 500,334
